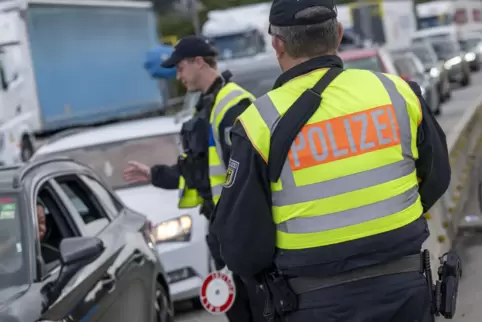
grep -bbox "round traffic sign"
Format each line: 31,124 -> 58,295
200,269 -> 236,314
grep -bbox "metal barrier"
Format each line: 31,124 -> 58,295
423,94 -> 482,275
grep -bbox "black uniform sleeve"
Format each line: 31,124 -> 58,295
150,164 -> 180,190
210,122 -> 276,278
217,98 -> 252,167
408,81 -> 451,212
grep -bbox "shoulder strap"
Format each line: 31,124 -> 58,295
267,67 -> 344,182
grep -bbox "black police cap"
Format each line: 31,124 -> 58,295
161,35 -> 218,68
269,0 -> 337,27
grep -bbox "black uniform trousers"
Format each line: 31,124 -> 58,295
283,272 -> 434,322
211,261 -> 265,322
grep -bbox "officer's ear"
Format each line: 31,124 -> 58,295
336,22 -> 344,48
271,35 -> 285,59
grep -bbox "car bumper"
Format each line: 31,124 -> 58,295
447,64 -> 464,82
155,214 -> 210,302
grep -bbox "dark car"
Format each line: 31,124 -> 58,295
459,35 -> 482,72
0,156 -> 174,322
409,42 -> 451,103
427,38 -> 471,87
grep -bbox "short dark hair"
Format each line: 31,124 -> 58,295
186,56 -> 217,69
270,6 -> 339,58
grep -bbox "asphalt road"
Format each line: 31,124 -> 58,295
174,71 -> 482,322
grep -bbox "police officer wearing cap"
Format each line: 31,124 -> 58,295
210,0 -> 453,321
123,35 -> 265,322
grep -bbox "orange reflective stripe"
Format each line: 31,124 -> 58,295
288,105 -> 401,170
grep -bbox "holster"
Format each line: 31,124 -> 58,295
422,249 -> 462,319
261,270 -> 298,322
179,115 -> 213,204
435,249 -> 462,319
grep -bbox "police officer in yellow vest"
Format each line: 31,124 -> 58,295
210,1 -> 454,321
123,36 -> 264,321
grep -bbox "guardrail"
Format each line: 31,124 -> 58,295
423,94 -> 482,276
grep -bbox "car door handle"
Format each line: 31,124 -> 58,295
101,273 -> 116,294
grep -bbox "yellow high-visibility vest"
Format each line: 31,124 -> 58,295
238,68 -> 424,250
178,82 -> 255,208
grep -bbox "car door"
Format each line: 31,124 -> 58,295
53,173 -> 157,322
37,176 -> 122,322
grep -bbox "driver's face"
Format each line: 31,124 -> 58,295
37,204 -> 46,241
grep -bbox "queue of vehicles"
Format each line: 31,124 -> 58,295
3,0 -> 482,320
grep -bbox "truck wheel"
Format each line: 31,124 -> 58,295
21,136 -> 34,162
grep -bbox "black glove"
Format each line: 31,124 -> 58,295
206,231 -> 226,270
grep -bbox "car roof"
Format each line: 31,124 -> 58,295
36,115 -> 182,155
339,48 -> 379,61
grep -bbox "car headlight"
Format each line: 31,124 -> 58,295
465,52 -> 476,61
152,215 -> 192,243
430,67 -> 440,78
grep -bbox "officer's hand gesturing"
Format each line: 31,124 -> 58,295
123,161 -> 151,184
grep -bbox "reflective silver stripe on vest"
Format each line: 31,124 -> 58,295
211,183 -> 224,197
210,89 -> 246,175
250,72 -> 419,233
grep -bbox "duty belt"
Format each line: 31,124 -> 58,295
287,253 -> 423,294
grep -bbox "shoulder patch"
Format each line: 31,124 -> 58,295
224,158 -> 239,188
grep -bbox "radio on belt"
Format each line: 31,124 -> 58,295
200,266 -> 236,314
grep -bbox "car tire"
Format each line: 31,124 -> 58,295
433,93 -> 442,116
20,135 -> 34,162
155,283 -> 174,322
191,298 -> 204,310
461,71 -> 471,87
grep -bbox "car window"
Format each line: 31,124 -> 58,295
394,57 -> 419,77
44,133 -> 180,190
80,175 -> 123,217
343,56 -> 384,72
0,194 -> 29,292
36,183 -> 78,275
55,175 -> 110,236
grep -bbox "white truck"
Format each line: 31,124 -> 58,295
340,0 -> 417,51
0,0 -> 163,165
201,2 -> 274,71
414,0 -> 482,43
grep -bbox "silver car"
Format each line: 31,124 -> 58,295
392,51 -> 441,115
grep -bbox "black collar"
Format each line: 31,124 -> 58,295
195,76 -> 225,112
273,55 -> 344,89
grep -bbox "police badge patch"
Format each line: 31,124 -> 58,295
224,159 -> 239,188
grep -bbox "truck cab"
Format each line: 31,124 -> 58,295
0,5 -> 41,164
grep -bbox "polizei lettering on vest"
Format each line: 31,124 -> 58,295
289,104 -> 400,170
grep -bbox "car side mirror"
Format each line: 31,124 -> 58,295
42,237 -> 104,309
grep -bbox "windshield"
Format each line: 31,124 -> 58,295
417,15 -> 452,30
232,66 -> 281,98
393,57 -> 421,78
0,195 -> 29,291
459,38 -> 481,51
343,56 -> 384,72
210,30 -> 266,61
45,134 -> 181,190
430,41 -> 458,60
412,46 -> 436,67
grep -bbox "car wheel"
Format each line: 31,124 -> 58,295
20,135 -> 34,162
155,283 -> 174,322
461,71 -> 471,87
433,93 -> 442,116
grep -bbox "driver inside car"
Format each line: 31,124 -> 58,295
37,200 -> 59,267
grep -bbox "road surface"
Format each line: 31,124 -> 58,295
174,71 -> 482,322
